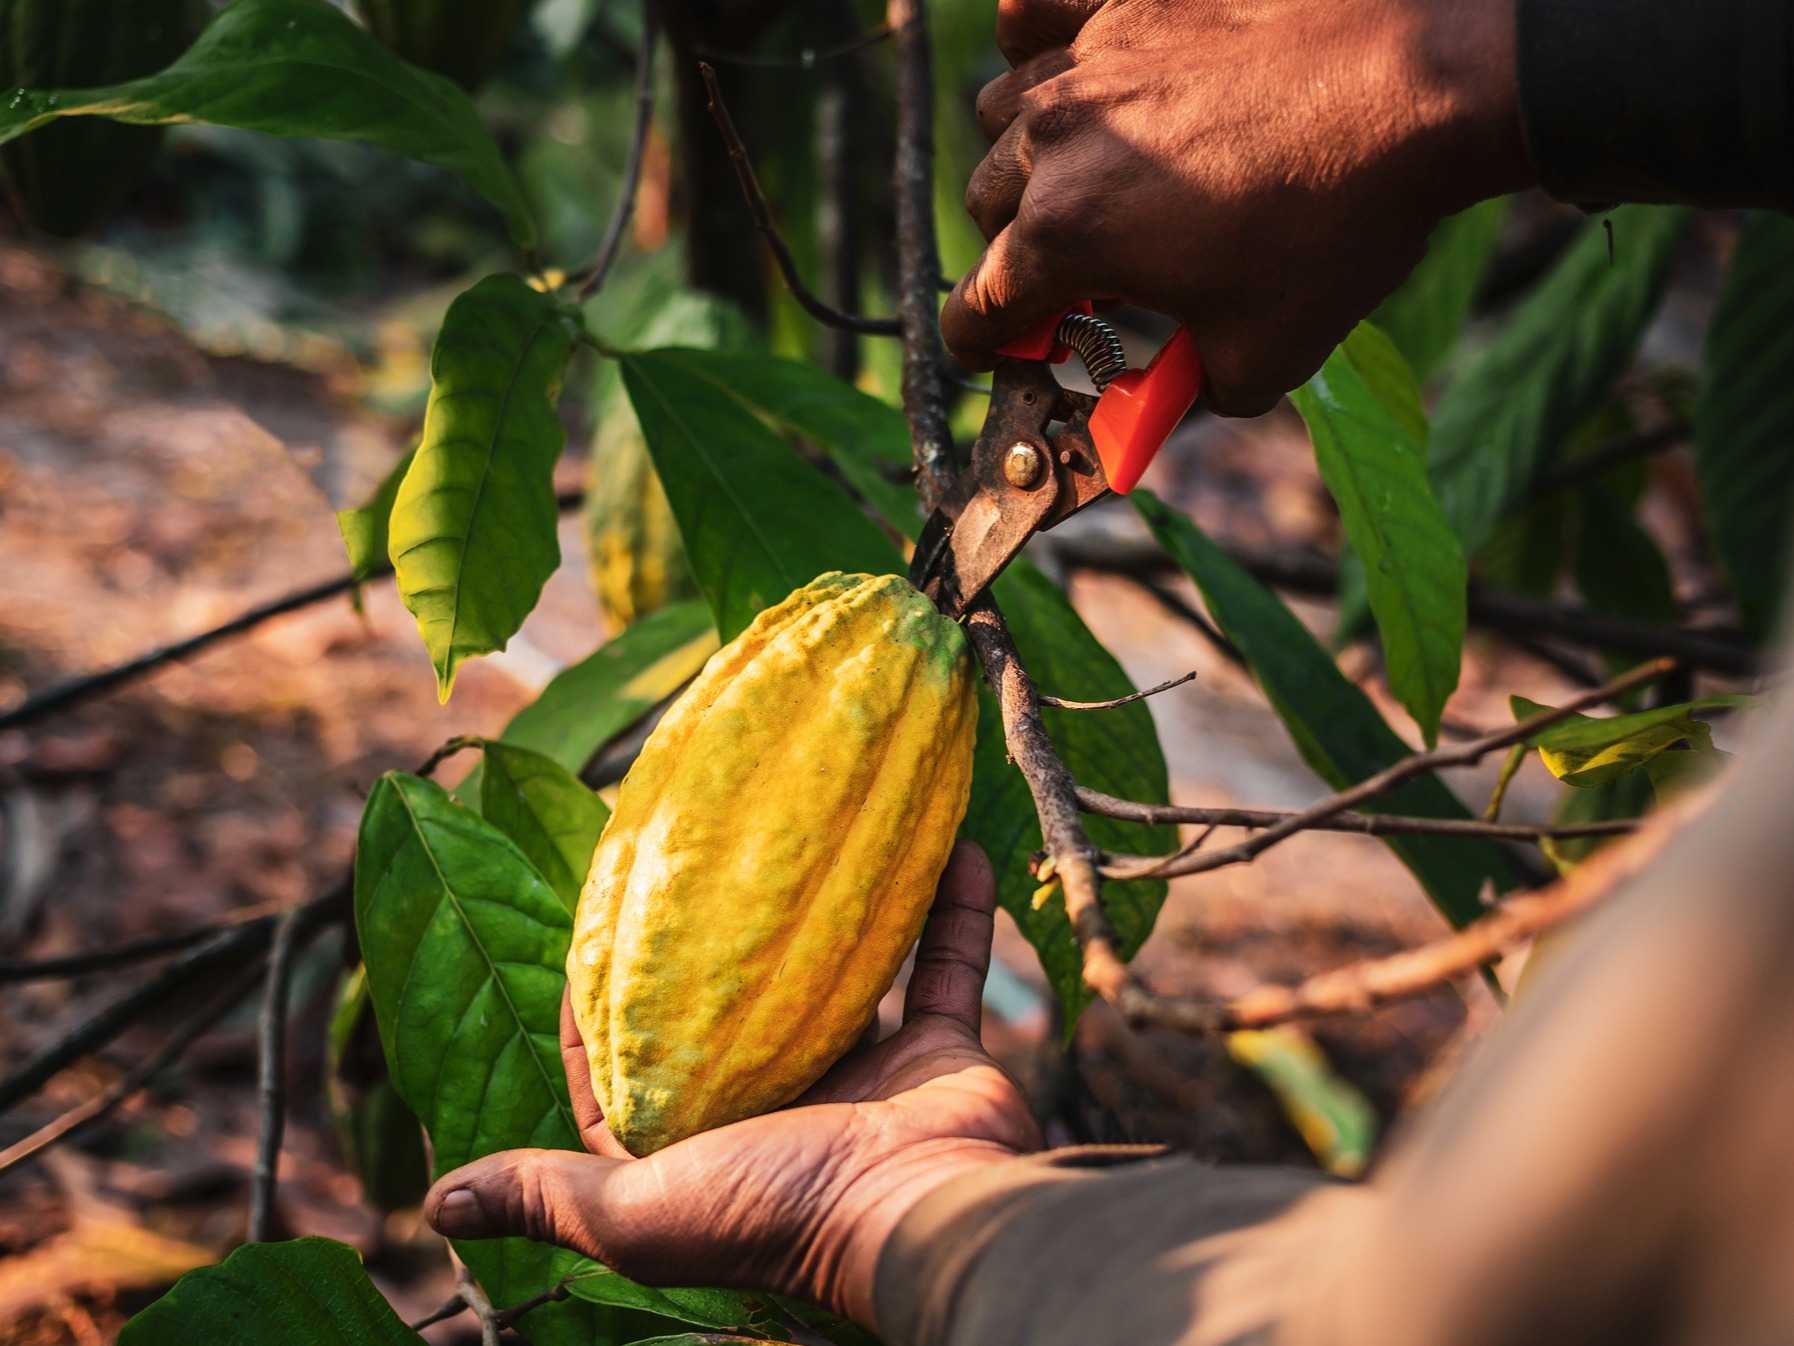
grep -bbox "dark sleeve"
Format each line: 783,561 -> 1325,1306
1516,0 -> 1794,208
872,1145 -> 1355,1346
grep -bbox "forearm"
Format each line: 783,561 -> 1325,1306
1518,0 -> 1794,207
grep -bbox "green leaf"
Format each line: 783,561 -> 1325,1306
1540,768 -> 1654,873
388,275 -> 577,701
1372,198 -> 1509,383
354,771 -> 603,1345
962,564 -> 1175,1026
1511,694 -> 1747,788
1134,490 -> 1518,928
1226,1027 -> 1378,1179
471,601 -> 719,785
1695,211 -> 1794,638
562,1276 -> 775,1333
1574,485 -> 1677,628
627,349 -> 919,530
1430,206 -> 1690,554
0,0 -> 536,246
618,349 -> 900,641
478,740 -> 609,909
1291,325 -> 1464,745
119,1238 -> 423,1345
354,772 -> 759,1340
335,448 -> 415,582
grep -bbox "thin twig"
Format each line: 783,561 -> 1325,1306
695,23 -> 891,68
495,1277 -> 574,1329
416,734 -> 483,780
1101,657 -> 1676,882
1,925 -> 224,984
0,880 -> 349,1113
1528,423 -> 1685,503
1136,793 -> 1696,1033
0,965 -> 265,1176
888,0 -> 956,512
249,898 -> 339,1242
0,492 -> 587,734
458,1264 -> 503,1346
576,2 -> 660,303
408,1295 -> 469,1332
697,62 -> 901,336
1076,786 -> 1638,848
1040,670 -> 1198,712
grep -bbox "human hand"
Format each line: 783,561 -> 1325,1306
941,0 -> 1535,414
422,842 -> 1042,1331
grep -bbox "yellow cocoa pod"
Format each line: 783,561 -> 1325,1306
582,411 -> 697,633
568,572 -> 978,1155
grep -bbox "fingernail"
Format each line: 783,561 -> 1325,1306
431,1189 -> 486,1237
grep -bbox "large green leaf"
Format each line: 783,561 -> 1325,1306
618,349 -> 900,640
627,348 -> 919,529
963,564 -> 1175,1025
354,773 -> 761,1340
0,0 -> 536,245
1133,490 -> 1518,928
354,771 -> 604,1345
1372,198 -> 1509,383
1573,485 -> 1677,631
1695,211 -> 1794,639
1291,325 -> 1464,745
119,1238 -> 423,1346
388,275 -> 578,701
1429,206 -> 1690,554
479,741 -> 609,908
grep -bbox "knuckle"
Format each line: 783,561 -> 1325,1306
1014,191 -> 1086,255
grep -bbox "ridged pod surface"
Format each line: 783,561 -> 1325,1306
0,0 -> 206,236
582,411 -> 697,633
569,572 -> 978,1155
351,0 -> 535,89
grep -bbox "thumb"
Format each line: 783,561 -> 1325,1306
426,1148 -> 635,1266
940,225 -> 1083,371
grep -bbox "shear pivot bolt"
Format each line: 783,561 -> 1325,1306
1004,442 -> 1045,489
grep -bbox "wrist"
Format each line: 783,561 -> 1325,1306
1406,0 -> 1535,209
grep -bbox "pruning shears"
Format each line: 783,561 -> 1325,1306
908,304 -> 1203,617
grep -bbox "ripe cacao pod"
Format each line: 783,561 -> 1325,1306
582,409 -> 698,632
351,0 -> 536,90
0,0 -> 206,237
568,571 -> 978,1156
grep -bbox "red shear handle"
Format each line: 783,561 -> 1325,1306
994,300 -> 1094,363
1088,326 -> 1203,494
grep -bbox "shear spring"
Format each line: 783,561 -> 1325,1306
1055,311 -> 1128,391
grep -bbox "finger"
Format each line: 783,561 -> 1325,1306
974,48 -> 1073,141
561,989 -> 632,1158
428,1149 -> 637,1267
964,119 -> 1031,241
903,841 -> 997,1030
939,214 -> 1085,370
995,0 -> 1104,65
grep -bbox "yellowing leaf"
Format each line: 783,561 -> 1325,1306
1512,694 -> 1748,788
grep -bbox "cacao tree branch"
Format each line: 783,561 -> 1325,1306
698,61 -> 902,336
888,0 -> 956,513
0,924 -> 233,984
576,0 -> 661,303
1039,670 -> 1199,711
0,491 -> 585,733
0,964 -> 266,1177
1101,657 -> 1676,882
1076,786 -> 1638,846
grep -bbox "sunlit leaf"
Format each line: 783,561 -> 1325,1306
1511,694 -> 1746,788
1695,211 -> 1794,639
119,1238 -> 423,1345
618,349 -> 899,641
388,275 -> 578,701
335,448 -> 415,582
0,0 -> 537,245
1373,198 -> 1509,383
1292,324 -> 1464,744
1135,490 -> 1518,928
479,740 -> 609,908
1430,206 -> 1690,554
